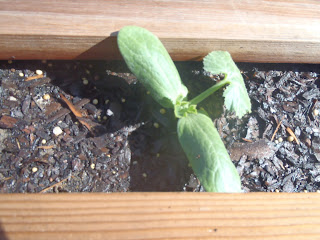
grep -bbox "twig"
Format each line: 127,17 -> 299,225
40,176 -> 69,193
37,145 -> 55,149
271,116 -> 285,142
242,138 -> 253,143
59,93 -> 83,118
25,74 -> 44,81
286,127 -> 300,144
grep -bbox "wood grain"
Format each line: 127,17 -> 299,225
0,193 -> 320,239
0,0 -> 319,62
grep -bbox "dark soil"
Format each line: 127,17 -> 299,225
0,60 -> 319,193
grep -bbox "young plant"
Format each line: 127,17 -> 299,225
117,26 -> 251,192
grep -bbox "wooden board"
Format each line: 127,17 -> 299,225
0,0 -> 320,63
1,193 -> 320,239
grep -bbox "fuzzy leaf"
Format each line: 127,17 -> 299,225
117,26 -> 188,108
177,113 -> 241,192
203,51 -> 251,118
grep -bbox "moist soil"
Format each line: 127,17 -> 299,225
0,60 -> 319,193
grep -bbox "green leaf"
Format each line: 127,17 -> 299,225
177,113 -> 241,192
117,26 -> 188,108
203,51 -> 251,118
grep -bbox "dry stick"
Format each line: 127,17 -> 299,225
286,127 -> 300,144
242,138 -> 253,143
40,176 -> 69,193
25,74 -> 44,81
59,93 -> 83,118
271,116 -> 285,142
59,93 -> 93,131
37,145 -> 55,149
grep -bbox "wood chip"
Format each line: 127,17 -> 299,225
0,115 -> 18,128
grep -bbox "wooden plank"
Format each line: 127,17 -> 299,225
0,0 -> 319,63
0,193 -> 320,239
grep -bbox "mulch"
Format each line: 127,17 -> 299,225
0,60 -> 319,193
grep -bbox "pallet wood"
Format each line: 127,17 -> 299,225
0,0 -> 320,63
1,193 -> 320,240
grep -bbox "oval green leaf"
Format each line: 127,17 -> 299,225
117,26 -> 188,108
177,113 -> 241,192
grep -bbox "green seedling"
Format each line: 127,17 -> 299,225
117,26 -> 251,192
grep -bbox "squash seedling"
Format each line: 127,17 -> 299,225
117,26 -> 251,192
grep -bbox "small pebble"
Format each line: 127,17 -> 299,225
274,140 -> 279,144
105,99 -> 109,104
287,136 -> 294,142
92,99 -> 98,105
47,63 -> 53,67
304,190 -> 308,193
36,69 -> 43,75
275,189 -> 280,193
106,109 -> 114,116
82,78 -> 89,85
278,137 -> 283,143
156,153 -> 160,158
132,161 -> 138,165
9,96 -> 17,101
313,109 -> 319,116
41,139 -> 47,144
85,69 -> 90,74
142,173 -> 147,178
10,68 -> 15,72
53,126 -> 63,136
41,60 -> 47,64
153,122 -> 160,128
160,108 -> 166,114
317,190 -> 320,193
19,72 -> 24,77
146,91 -> 150,95
103,116 -> 107,120
32,167 -> 38,173
90,163 -> 95,170
121,98 -> 126,103
43,94 -> 50,100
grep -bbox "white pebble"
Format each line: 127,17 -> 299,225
43,94 -> 50,100
53,126 -> 63,136
313,109 -> 319,116
105,99 -> 109,104
121,98 -> 126,103
106,109 -> 114,116
92,99 -> 98,105
142,173 -> 147,178
36,69 -> 43,75
32,167 -> 38,173
41,139 -> 47,144
153,122 -> 160,128
278,137 -> 283,143
90,163 -> 95,170
8,96 -> 17,101
82,78 -> 89,85
19,72 -> 24,77
287,136 -> 294,142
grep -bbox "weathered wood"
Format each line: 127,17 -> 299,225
1,193 -> 320,239
0,0 -> 319,62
